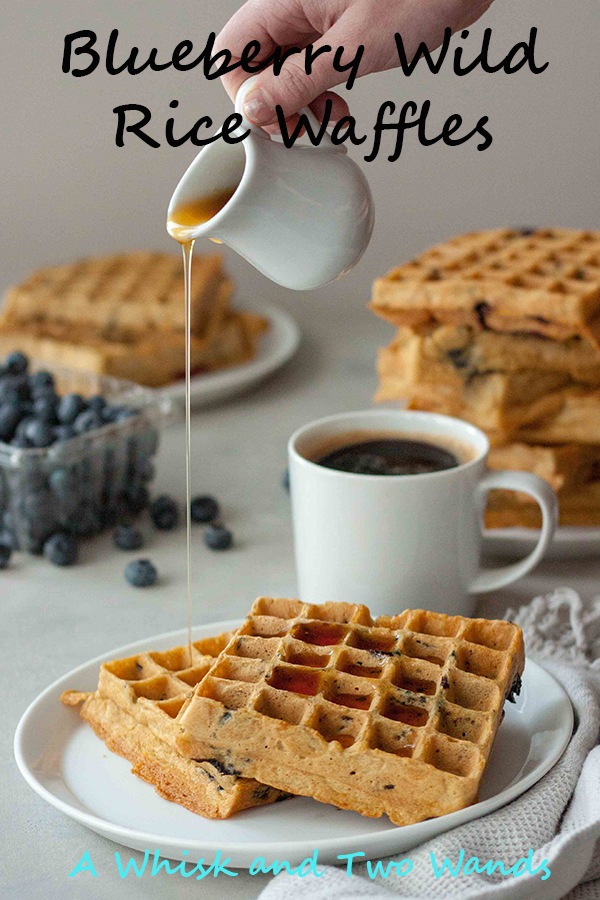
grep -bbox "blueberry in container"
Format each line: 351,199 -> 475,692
0,361 -> 175,553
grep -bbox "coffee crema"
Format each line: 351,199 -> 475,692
305,429 -> 475,476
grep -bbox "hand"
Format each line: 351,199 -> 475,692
216,0 -> 496,130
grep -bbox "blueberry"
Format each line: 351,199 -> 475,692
87,395 -> 106,413
73,409 -> 103,435
125,558 -> 158,587
43,532 -> 79,566
203,525 -> 233,551
24,419 -> 55,448
15,416 -> 34,437
0,529 -> 18,550
49,467 -> 79,496
101,404 -> 120,423
0,405 -> 20,442
115,407 -> 137,421
11,433 -> 30,449
121,485 -> 149,515
5,352 -> 28,375
57,393 -> 86,424
150,495 -> 179,530
0,383 -> 20,405
114,525 -> 144,551
33,395 -> 58,423
138,459 -> 155,482
190,495 -> 219,523
0,542 -> 11,568
281,469 -> 290,492
53,424 -> 76,443
29,370 -> 54,392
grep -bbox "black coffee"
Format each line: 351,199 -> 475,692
316,438 -> 460,476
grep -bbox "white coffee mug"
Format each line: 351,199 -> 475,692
288,409 -> 558,617
167,75 -> 374,290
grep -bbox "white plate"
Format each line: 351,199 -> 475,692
484,527 -> 600,560
15,620 -> 573,869
162,304 -> 299,407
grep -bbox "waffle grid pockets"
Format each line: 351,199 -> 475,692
177,599 -> 524,827
61,632 -> 290,818
371,228 -> 600,343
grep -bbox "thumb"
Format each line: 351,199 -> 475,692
241,20 -> 359,126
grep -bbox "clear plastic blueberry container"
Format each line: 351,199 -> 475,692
0,364 -> 176,553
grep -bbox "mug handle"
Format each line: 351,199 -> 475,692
469,469 -> 558,593
234,74 -> 345,153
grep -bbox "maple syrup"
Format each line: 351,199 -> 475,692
383,701 -> 428,727
167,184 -> 238,665
268,667 -> 320,696
329,692 -> 372,711
292,622 -> 348,647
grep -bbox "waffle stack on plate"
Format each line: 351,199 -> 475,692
0,251 -> 268,387
61,631 -> 290,818
371,227 -> 600,527
175,598 -> 524,826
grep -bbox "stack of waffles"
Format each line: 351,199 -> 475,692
371,227 -> 600,527
63,598 -> 525,824
0,251 -> 268,387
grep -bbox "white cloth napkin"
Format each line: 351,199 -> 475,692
259,589 -> 600,900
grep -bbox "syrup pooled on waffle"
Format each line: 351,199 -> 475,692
61,632 -> 290,818
176,599 -> 524,826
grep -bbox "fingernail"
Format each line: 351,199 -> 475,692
242,89 -> 274,125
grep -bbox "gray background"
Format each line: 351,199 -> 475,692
2,0 -> 599,897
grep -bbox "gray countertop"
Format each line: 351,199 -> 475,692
4,303 -> 599,899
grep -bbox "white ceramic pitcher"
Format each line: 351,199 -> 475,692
167,76 -> 374,290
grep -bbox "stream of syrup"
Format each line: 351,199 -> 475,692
167,187 -> 238,666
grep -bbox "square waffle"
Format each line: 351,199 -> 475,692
0,307 -> 268,388
378,325 -> 600,388
2,251 -> 227,342
378,367 -> 572,437
176,599 -> 524,826
61,632 -> 290,818
371,228 -> 600,345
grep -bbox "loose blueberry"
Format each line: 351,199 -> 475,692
125,558 -> 158,587
24,419 -> 55,448
190,495 -> 219,523
43,532 -> 79,566
150,495 -> 179,530
73,409 -> 103,434
114,525 -> 144,551
57,393 -> 86,424
203,525 -> 233,551
87,395 -> 106,413
5,352 -> 28,376
0,542 -> 11,568
33,395 -> 58,423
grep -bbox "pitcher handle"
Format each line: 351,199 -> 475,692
234,74 -> 343,152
